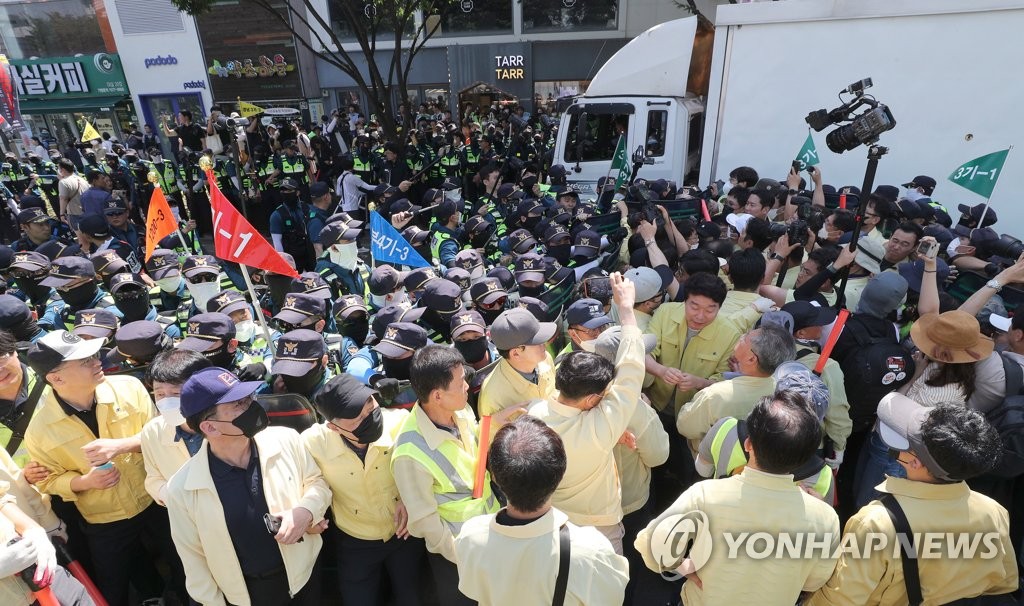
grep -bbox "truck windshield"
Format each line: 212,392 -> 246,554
564,111 -> 630,163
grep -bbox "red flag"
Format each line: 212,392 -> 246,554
206,170 -> 299,278
145,186 -> 178,262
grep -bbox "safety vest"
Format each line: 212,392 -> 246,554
430,229 -> 453,265
391,410 -> 499,534
144,160 -> 180,194
280,155 -> 308,183
463,148 -> 480,171
352,154 -> 376,184
0,367 -> 40,467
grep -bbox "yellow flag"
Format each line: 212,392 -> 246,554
238,101 -> 265,118
80,121 -> 101,143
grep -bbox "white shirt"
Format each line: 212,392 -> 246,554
336,170 -> 374,212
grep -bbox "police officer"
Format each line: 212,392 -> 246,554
269,329 -> 333,400
0,293 -> 46,345
181,255 -> 228,316
147,248 -> 190,318
91,248 -> 130,291
75,213 -> 142,273
270,178 -> 316,272
418,279 -> 464,343
13,208 -> 56,252
351,135 -> 379,186
316,220 -> 366,299
403,267 -> 440,305
429,199 -> 463,269
71,308 -> 119,345
176,312 -> 266,381
271,141 -> 311,200
367,265 -> 410,312
207,290 -> 276,366
110,273 -> 180,337
8,252 -> 63,330
369,321 -> 428,409
40,256 -> 116,330
104,320 -> 171,379
103,198 -> 142,258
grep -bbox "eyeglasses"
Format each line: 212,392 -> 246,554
188,274 -> 218,284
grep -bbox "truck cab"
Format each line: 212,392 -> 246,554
552,17 -> 705,196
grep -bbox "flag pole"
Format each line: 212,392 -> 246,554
240,263 -> 277,361
974,145 -> 1013,229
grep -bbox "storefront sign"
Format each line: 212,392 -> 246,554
9,53 -> 128,99
144,55 -> 179,69
207,55 -> 294,79
183,80 -> 207,90
495,55 -> 526,80
262,107 -> 299,116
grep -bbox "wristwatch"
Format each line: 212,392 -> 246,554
769,252 -> 784,262
788,188 -> 798,196
986,278 -> 1003,292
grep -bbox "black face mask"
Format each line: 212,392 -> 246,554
14,276 -> 50,304
382,355 -> 412,381
341,317 -> 369,346
454,336 -> 489,364
522,215 -> 542,233
478,306 -> 504,326
203,345 -> 235,369
344,407 -> 384,444
518,283 -> 544,299
282,366 -> 325,396
420,309 -> 453,341
114,289 -> 150,322
226,402 -> 269,438
547,243 -> 571,265
60,282 -> 98,309
470,231 -> 493,250
282,193 -> 299,207
266,275 -> 293,310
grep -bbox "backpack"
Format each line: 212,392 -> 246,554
986,355 -> 1024,478
839,315 -> 916,431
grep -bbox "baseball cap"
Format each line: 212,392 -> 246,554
36,240 -> 81,261
77,214 -> 109,239
40,256 -> 95,288
508,229 -> 537,254
290,272 -> 332,300
207,290 -> 250,316
370,303 -> 425,342
402,225 -> 430,246
333,294 -> 367,320
309,181 -> 331,198
178,313 -> 235,352
326,211 -> 364,229
444,267 -> 472,293
182,255 -> 221,279
873,185 -> 899,204
108,272 -> 147,294
106,320 -> 166,365
320,221 -> 361,247
454,250 -> 484,274
898,259 -> 951,294
369,265 -> 404,296
573,230 -> 600,259
566,298 -> 612,330
0,295 -> 31,328
146,249 -> 180,280
273,329 -> 327,376
957,203 -> 998,228
516,198 -> 544,218
780,301 -> 837,332
464,216 -> 492,238
102,198 -> 128,215
179,367 -> 264,418
624,267 -> 665,302
592,325 -> 657,361
856,272 -> 908,318
274,292 -> 327,325
543,224 -> 570,245
876,393 -> 956,481
72,308 -> 119,339
389,198 -> 421,216
725,213 -> 753,235
91,250 -> 127,277
313,374 -> 378,420
373,322 -> 428,358
279,177 -> 300,191
487,266 -> 515,291
419,279 -> 464,315
27,330 -> 105,378
403,267 -> 439,293
490,308 -> 556,350
514,253 -> 546,283
544,257 -> 574,287
902,175 -> 937,194
450,310 -> 487,339
470,278 -> 508,306
10,251 -> 50,273
17,208 -> 49,225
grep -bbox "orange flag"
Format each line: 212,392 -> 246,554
145,186 -> 178,262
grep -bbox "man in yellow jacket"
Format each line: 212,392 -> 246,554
25,330 -> 175,606
304,374 -> 425,606
166,366 -> 331,606
478,307 -> 557,426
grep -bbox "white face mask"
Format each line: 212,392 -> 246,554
156,396 -> 185,428
388,290 -> 409,307
579,339 -> 597,353
157,276 -> 181,293
235,320 -> 256,343
721,181 -> 734,195
186,280 -> 219,311
329,242 -> 358,270
817,226 -> 831,240
945,238 -> 961,259
445,189 -> 462,202
369,293 -> 388,308
904,189 -> 924,203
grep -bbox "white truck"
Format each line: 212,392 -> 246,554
555,0 -> 1024,225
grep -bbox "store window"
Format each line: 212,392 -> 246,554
0,0 -> 109,59
330,0 -> 414,42
429,0 -> 513,37
522,0 -> 618,33
645,110 -> 667,157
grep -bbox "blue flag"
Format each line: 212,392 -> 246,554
369,211 -> 431,268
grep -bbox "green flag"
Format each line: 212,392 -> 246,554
794,132 -> 820,171
611,135 -> 630,190
948,149 -> 1010,199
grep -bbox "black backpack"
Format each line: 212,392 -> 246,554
987,355 -> 1024,478
839,315 -> 916,431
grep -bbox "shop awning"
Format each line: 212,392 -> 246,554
17,95 -> 129,114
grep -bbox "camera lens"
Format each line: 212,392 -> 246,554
825,124 -> 861,154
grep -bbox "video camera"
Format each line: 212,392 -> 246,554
805,78 -> 896,154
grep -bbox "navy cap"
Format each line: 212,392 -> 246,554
873,185 -> 899,204
464,216 -> 492,238
514,253 -> 546,283
207,290 -> 250,316
902,175 -> 937,193
544,257 -> 574,286
957,203 -> 998,228
146,248 -> 180,280
453,249 -> 483,274
309,181 -> 331,198
18,195 -> 45,211
544,223 -> 570,245
10,251 -> 49,272
179,367 -> 264,418
516,198 -> 544,218
422,188 -> 442,206
102,197 -> 128,215
313,374 -> 378,420
780,301 -> 838,332
279,177 -> 300,191
326,211 -> 364,229
77,214 -> 109,239
373,322 -> 428,358
275,292 -> 327,325
451,310 -> 487,339
402,225 -> 430,245
403,267 -> 439,292
369,265 -> 404,296
182,255 -> 221,279
372,184 -> 398,199
106,320 -> 166,364
486,266 -> 515,291
320,221 -> 360,247
91,249 -> 127,277
108,272 -> 147,294
333,294 -> 368,320
17,207 -> 49,225
899,258 -> 951,294
41,256 -> 95,287
0,294 -> 31,327
470,277 -> 508,306
290,272 -> 332,300
73,308 -> 119,339
420,279 -> 464,314
573,230 -> 600,258
566,298 -> 612,329
390,198 -> 421,215
440,177 -> 461,191
445,267 -> 472,293
178,312 -> 235,352
36,240 -> 80,261
273,329 -> 327,376
370,303 -> 425,342
509,229 -> 536,254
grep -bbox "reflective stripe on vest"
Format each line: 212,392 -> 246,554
709,417 -> 748,478
0,370 -> 37,467
391,412 -> 498,533
430,230 -> 452,263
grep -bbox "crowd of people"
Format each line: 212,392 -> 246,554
0,99 -> 1019,606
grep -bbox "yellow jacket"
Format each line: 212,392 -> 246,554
140,416 -> 192,505
25,375 -> 153,524
165,426 -> 331,606
528,325 -> 645,527
302,408 -> 408,541
478,354 -> 556,418
677,375 -> 776,455
796,350 -> 852,451
0,448 -> 58,532
646,305 -> 741,414
615,397 -> 669,515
